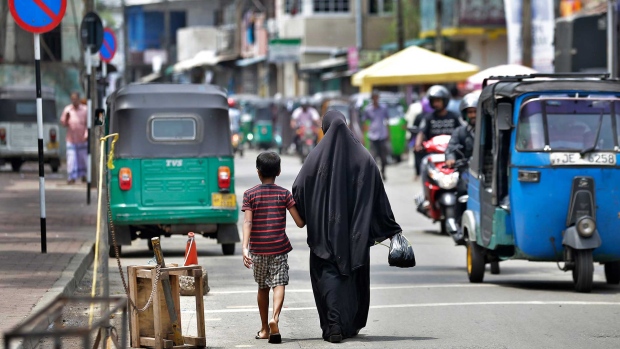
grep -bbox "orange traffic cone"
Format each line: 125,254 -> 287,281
184,232 -> 198,266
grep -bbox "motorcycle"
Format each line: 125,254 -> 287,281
297,121 -> 317,164
231,132 -> 244,157
415,134 -> 463,241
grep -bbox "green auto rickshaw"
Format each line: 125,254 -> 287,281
359,92 -> 408,162
104,84 -> 239,256
252,99 -> 276,150
231,94 -> 262,146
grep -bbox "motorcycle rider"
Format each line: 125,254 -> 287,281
414,85 -> 463,191
290,98 -> 320,154
445,91 -> 480,243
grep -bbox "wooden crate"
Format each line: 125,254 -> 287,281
127,265 -> 206,349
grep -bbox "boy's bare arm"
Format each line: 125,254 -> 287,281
288,206 -> 305,228
242,210 -> 253,268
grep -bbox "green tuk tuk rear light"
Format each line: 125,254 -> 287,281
218,166 -> 231,192
119,168 -> 132,191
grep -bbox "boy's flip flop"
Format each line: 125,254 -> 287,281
268,333 -> 282,344
255,331 -> 269,339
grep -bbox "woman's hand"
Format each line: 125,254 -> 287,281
242,248 -> 252,269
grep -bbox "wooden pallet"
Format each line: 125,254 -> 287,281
127,264 -> 206,349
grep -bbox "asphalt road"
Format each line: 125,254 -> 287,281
81,149 -> 620,349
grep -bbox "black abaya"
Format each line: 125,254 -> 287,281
292,111 -> 402,340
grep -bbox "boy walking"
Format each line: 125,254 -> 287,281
242,152 -> 305,344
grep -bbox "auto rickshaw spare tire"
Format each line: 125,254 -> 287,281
467,241 -> 485,283
222,243 -> 235,255
490,261 -> 500,275
573,249 -> 593,293
604,261 -> 620,285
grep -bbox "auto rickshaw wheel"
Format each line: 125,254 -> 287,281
604,261 -> 620,285
50,159 -> 60,173
572,249 -> 593,293
222,243 -> 235,255
466,241 -> 485,283
490,261 -> 500,275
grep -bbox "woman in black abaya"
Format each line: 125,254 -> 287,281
292,110 -> 402,343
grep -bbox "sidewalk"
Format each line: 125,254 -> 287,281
0,163 -> 97,346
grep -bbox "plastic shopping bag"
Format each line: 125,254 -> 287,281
388,232 -> 416,268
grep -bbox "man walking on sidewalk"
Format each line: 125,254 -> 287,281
60,92 -> 88,184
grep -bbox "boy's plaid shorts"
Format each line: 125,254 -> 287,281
251,253 -> 289,289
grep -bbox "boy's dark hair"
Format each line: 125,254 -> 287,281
256,151 -> 280,178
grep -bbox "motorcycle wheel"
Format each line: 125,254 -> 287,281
466,241 -> 485,283
572,249 -> 593,293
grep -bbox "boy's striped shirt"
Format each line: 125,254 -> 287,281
242,184 -> 295,255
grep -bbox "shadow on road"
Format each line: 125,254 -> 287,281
490,280 -> 620,294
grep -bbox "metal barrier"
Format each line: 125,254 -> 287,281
3,296 -> 127,349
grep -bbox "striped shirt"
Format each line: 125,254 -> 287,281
242,184 -> 295,255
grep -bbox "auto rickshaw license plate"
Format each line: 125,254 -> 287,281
550,152 -> 617,166
46,142 -> 59,150
212,193 -> 236,208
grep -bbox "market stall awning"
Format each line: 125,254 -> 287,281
352,46 -> 480,92
173,50 -> 238,73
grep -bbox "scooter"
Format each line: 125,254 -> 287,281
231,131 -> 244,157
415,135 -> 462,239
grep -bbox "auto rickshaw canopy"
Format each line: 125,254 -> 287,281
351,46 -> 479,93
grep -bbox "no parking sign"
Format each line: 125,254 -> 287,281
9,0 -> 66,34
100,28 -> 117,63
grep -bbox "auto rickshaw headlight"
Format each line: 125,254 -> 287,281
428,166 -> 459,190
576,216 -> 596,238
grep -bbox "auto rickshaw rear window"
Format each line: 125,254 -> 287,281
516,99 -> 620,152
150,115 -> 198,142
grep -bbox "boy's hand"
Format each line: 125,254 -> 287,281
242,248 -> 252,269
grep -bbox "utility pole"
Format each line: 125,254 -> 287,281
396,0 -> 404,51
521,0 -> 533,67
163,0 -> 171,74
121,0 -> 130,84
435,0 -> 443,54
608,0 -> 618,78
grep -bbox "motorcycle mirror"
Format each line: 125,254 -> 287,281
458,195 -> 469,203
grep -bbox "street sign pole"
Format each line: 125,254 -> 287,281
34,33 -> 47,253
86,46 -> 92,205
9,0 -> 67,253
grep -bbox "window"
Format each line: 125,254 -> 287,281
369,0 -> 394,14
150,116 -> 198,142
314,0 -> 350,13
41,24 -> 62,62
285,0 -> 302,14
517,99 -> 619,151
16,102 -> 36,115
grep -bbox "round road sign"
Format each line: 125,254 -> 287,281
8,0 -> 67,34
80,12 -> 103,52
100,28 -> 117,63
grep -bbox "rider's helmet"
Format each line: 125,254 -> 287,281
300,98 -> 309,108
427,85 -> 451,111
459,91 -> 481,121
227,97 -> 236,108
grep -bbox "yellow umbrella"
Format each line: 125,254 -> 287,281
352,46 -> 480,93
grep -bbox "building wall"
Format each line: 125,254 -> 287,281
362,15 -> 394,49
464,35 -> 508,69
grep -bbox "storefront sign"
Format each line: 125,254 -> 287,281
268,38 -> 301,63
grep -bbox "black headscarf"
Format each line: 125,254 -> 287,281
292,110 -> 402,276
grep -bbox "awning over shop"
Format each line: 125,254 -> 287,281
299,57 -> 347,72
352,46 -> 479,92
173,50 -> 238,73
236,56 -> 267,67
380,38 -> 435,52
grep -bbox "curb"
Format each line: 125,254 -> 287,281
18,241 -> 95,349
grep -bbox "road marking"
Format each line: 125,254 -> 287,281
196,301 -> 620,314
208,284 -> 494,295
